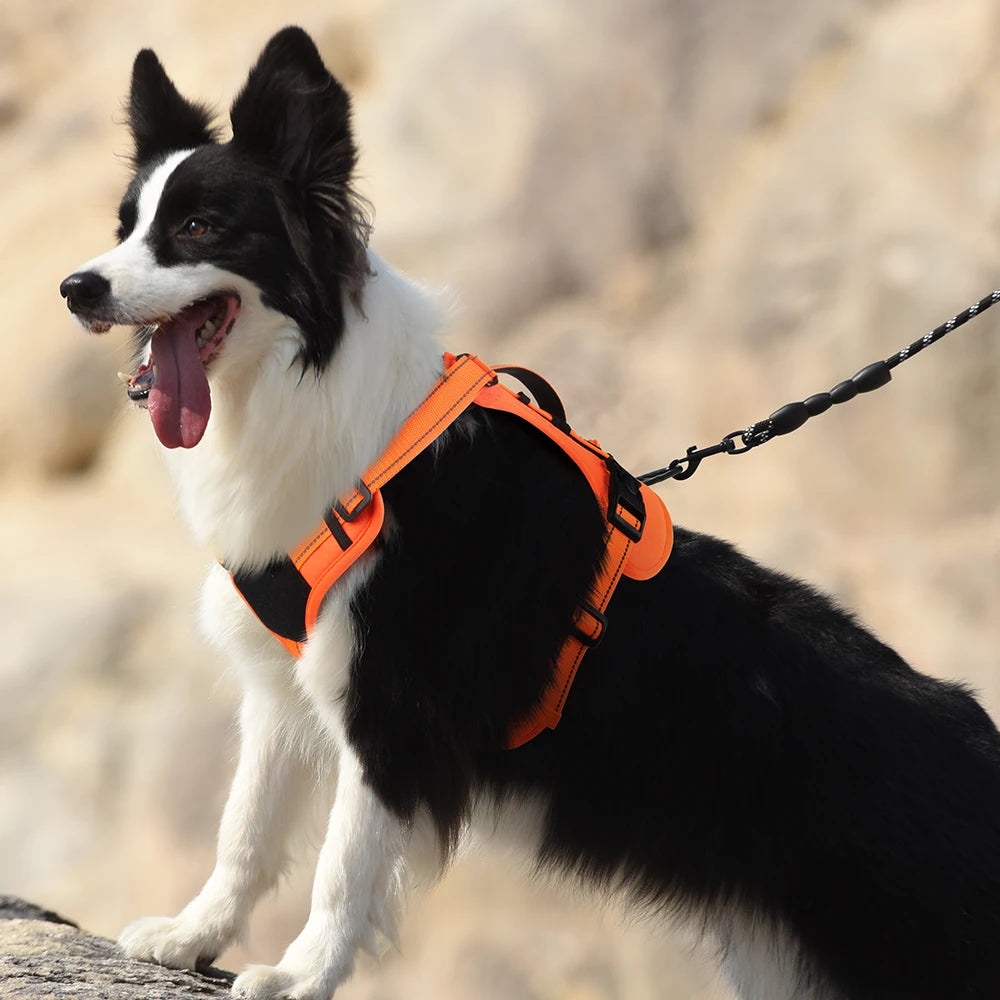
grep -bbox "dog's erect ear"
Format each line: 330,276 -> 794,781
128,50 -> 218,167
230,27 -> 358,194
230,26 -> 371,352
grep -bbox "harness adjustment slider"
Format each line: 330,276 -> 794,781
334,479 -> 373,522
605,456 -> 646,542
571,601 -> 608,648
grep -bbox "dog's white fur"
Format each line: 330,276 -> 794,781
83,149 -> 807,999
84,151 -> 441,569
95,151 -> 454,997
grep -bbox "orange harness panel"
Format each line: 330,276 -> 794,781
228,353 -> 672,748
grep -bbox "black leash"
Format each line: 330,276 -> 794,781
638,288 -> 1000,486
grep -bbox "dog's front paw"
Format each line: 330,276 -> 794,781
118,914 -> 223,971
233,963 -> 331,1000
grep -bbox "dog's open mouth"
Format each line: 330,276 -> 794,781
121,294 -> 240,450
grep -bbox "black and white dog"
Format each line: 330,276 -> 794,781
60,27 -> 1000,1000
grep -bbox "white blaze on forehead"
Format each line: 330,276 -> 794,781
73,148 -> 234,321
131,148 -> 198,243
81,148 -> 195,270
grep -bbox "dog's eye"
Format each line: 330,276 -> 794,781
181,218 -> 210,237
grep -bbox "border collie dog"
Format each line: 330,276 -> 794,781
60,27 -> 1000,1000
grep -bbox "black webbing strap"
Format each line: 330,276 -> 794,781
494,366 -> 568,427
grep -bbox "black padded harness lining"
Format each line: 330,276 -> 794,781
232,557 -> 311,643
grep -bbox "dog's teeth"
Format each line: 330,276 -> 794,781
117,371 -> 132,385
195,318 -> 218,352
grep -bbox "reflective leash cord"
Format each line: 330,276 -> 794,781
638,287 -> 1000,486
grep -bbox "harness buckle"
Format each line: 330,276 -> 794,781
571,601 -> 608,647
605,456 -> 645,542
333,479 -> 373,522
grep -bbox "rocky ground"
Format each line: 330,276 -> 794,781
0,896 -> 237,999
1,1 -> 998,998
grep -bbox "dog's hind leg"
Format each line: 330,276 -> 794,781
119,682 -> 318,971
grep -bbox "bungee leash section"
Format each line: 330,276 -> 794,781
638,287 -> 1000,486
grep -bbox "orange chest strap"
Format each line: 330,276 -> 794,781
229,353 -> 496,658
227,352 -> 672,748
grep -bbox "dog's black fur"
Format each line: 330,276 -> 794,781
352,401 -> 1000,998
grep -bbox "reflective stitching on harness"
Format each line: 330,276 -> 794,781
339,355 -> 492,510
294,527 -> 330,564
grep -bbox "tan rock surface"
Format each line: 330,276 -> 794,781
1,1 -> 998,998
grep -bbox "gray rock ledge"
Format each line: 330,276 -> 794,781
0,897 -> 233,999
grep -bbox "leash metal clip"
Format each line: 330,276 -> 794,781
723,429 -> 754,455
642,428 -> 759,485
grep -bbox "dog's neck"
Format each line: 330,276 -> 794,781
160,251 -> 446,570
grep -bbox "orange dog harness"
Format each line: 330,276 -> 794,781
229,353 -> 672,748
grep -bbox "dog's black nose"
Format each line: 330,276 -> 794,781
60,271 -> 111,313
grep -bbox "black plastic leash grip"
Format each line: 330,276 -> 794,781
803,393 -> 833,416
749,360 -> 895,443
767,402 -> 810,437
852,360 -> 893,392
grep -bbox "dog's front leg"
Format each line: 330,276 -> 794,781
119,685 -> 316,970
232,745 -> 404,1000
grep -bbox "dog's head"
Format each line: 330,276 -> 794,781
59,27 -> 371,448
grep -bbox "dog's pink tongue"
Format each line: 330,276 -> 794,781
148,317 -> 211,449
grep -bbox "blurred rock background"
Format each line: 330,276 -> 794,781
1,0 -> 998,997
